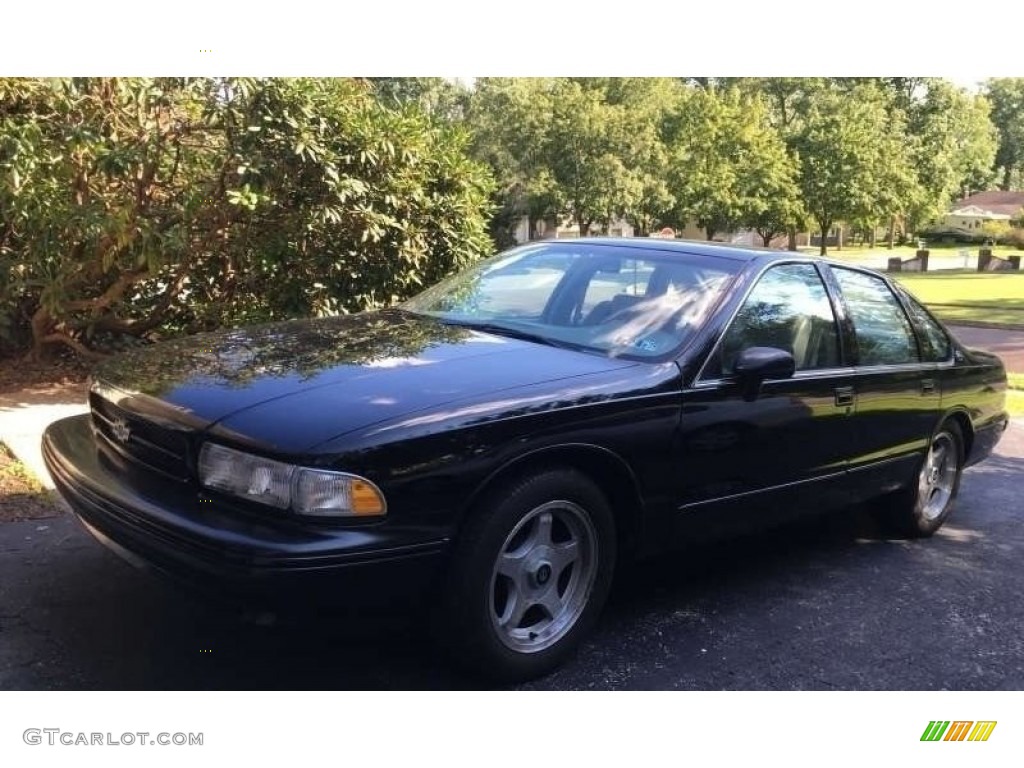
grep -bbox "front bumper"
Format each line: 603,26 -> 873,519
42,415 -> 449,607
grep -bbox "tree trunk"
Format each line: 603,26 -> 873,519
27,306 -> 53,362
761,232 -> 773,247
836,224 -> 843,251
819,221 -> 829,256
705,227 -> 716,241
25,306 -> 104,361
787,228 -> 798,252
578,219 -> 590,237
1003,166 -> 1012,191
870,228 -> 877,248
887,215 -> 896,249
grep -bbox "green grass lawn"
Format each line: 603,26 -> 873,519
890,270 -> 1024,326
1007,390 -> 1024,418
1007,373 -> 1024,418
797,244 -> 1022,260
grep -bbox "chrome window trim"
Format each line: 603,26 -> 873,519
691,366 -> 858,390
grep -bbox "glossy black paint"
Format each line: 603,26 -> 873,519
43,239 -> 1010,602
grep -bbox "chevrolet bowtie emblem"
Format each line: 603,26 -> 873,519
111,417 -> 131,443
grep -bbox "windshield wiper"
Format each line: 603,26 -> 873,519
446,320 -> 576,350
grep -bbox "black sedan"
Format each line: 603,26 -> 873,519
42,238 -> 1009,681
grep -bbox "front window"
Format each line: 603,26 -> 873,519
704,263 -> 840,378
403,243 -> 738,359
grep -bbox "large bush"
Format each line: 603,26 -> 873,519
0,77 -> 494,359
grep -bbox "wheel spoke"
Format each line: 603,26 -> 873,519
538,586 -> 567,621
496,549 -> 528,579
496,583 -> 529,629
550,538 -> 580,574
534,510 -> 554,547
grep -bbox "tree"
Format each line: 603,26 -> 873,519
903,81 -> 997,233
729,78 -> 828,249
467,78 -> 677,239
465,78 -> 559,245
980,219 -> 1011,244
792,85 -> 914,255
985,78 -> 1024,190
0,78 -> 495,359
365,77 -> 470,123
590,78 -> 681,236
539,79 -> 658,236
666,87 -> 801,243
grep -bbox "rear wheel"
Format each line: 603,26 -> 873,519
882,421 -> 964,537
436,469 -> 616,682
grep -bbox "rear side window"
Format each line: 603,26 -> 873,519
896,288 -> 952,362
831,268 -> 920,366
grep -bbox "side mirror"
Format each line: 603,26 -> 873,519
733,346 -> 795,401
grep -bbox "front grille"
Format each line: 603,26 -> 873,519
90,393 -> 192,481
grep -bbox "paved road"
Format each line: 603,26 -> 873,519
2,423 -> 1021,691
948,325 -> 1024,373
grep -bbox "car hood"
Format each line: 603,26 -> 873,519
93,310 -> 639,453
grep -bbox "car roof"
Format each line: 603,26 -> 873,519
547,237 -> 895,277
547,237 -> 791,263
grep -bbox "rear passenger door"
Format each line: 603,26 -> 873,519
827,266 -> 943,498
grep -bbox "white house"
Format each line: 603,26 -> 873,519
942,204 -> 1011,232
942,191 -> 1024,231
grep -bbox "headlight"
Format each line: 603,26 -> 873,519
198,443 -> 386,518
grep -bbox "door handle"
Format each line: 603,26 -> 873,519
834,386 -> 855,407
921,378 -> 937,395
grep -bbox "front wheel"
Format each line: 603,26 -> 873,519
436,469 -> 616,682
882,421 -> 964,538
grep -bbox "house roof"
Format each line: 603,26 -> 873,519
952,191 -> 1024,218
950,205 -> 1011,220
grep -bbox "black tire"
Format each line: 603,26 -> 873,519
881,421 -> 964,538
435,468 -> 617,683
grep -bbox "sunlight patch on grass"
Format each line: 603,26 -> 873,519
1007,389 -> 1024,418
891,271 -> 1024,326
0,442 -> 44,492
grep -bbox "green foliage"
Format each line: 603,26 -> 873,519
985,78 -> 1024,190
0,77 -> 494,358
2,75 -> 1014,362
666,88 -> 802,241
366,78 -> 470,123
466,78 -> 679,238
904,80 -> 998,229
792,84 -> 915,255
980,219 -> 1011,244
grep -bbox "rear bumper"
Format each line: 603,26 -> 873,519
42,415 -> 449,607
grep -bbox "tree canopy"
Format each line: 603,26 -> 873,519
1,76 -> 1017,360
0,77 -> 494,358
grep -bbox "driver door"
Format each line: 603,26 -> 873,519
674,262 -> 857,541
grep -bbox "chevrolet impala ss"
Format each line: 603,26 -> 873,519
43,239 -> 1009,681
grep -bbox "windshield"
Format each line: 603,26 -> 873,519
403,242 -> 739,359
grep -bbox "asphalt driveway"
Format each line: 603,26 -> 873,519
948,325 -> 1024,373
2,422 -> 1021,690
